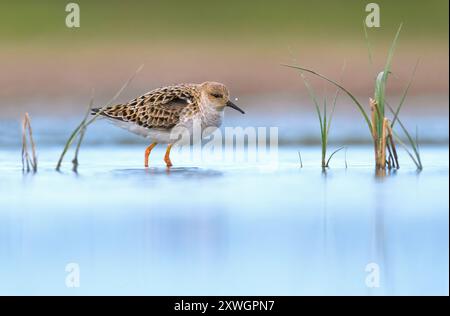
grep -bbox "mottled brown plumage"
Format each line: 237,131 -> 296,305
94,84 -> 201,129
91,81 -> 244,167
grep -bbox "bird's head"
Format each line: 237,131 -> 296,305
200,81 -> 245,114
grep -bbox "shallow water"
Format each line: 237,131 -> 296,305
0,146 -> 448,295
1,108 -> 449,147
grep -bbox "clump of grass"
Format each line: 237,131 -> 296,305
21,112 -> 37,172
298,64 -> 346,168
284,23 -> 422,171
56,65 -> 144,171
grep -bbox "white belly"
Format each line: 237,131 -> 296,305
110,119 -> 173,143
108,110 -> 224,145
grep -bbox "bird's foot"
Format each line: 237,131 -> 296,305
164,158 -> 173,168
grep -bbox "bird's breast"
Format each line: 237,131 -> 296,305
179,110 -> 223,130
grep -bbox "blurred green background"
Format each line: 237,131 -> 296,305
1,0 -> 448,43
0,0 -> 448,118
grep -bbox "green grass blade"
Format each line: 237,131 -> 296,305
298,72 -> 324,138
327,61 -> 345,135
415,126 -> 421,155
384,23 -> 403,77
327,89 -> 338,135
55,122 -> 83,171
363,21 -> 375,76
374,71 -> 387,135
322,97 -> 327,165
392,132 -> 421,169
72,91 -> 95,171
375,23 -> 403,128
391,59 -> 420,128
387,102 -> 423,169
295,68 -> 329,167
282,64 -> 372,131
323,96 -> 327,139
325,146 -> 345,167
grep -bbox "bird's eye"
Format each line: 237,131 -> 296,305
211,93 -> 223,98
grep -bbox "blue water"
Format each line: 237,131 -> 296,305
0,146 -> 448,295
1,110 -> 448,147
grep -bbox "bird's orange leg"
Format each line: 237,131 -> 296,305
144,143 -> 157,167
164,144 -> 173,168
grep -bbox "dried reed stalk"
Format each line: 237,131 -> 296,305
21,113 -> 37,172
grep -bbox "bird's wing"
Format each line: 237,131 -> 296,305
93,84 -> 199,129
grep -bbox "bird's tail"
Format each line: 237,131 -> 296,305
91,108 -> 102,116
90,105 -> 123,120
90,107 -> 113,118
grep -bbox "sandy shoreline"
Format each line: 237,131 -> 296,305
1,42 -> 448,109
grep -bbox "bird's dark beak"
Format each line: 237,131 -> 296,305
226,100 -> 245,114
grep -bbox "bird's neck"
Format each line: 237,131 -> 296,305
199,101 -> 224,128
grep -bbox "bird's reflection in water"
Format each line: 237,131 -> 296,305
112,167 -> 224,179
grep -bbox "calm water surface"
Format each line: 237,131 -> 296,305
0,146 -> 448,295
